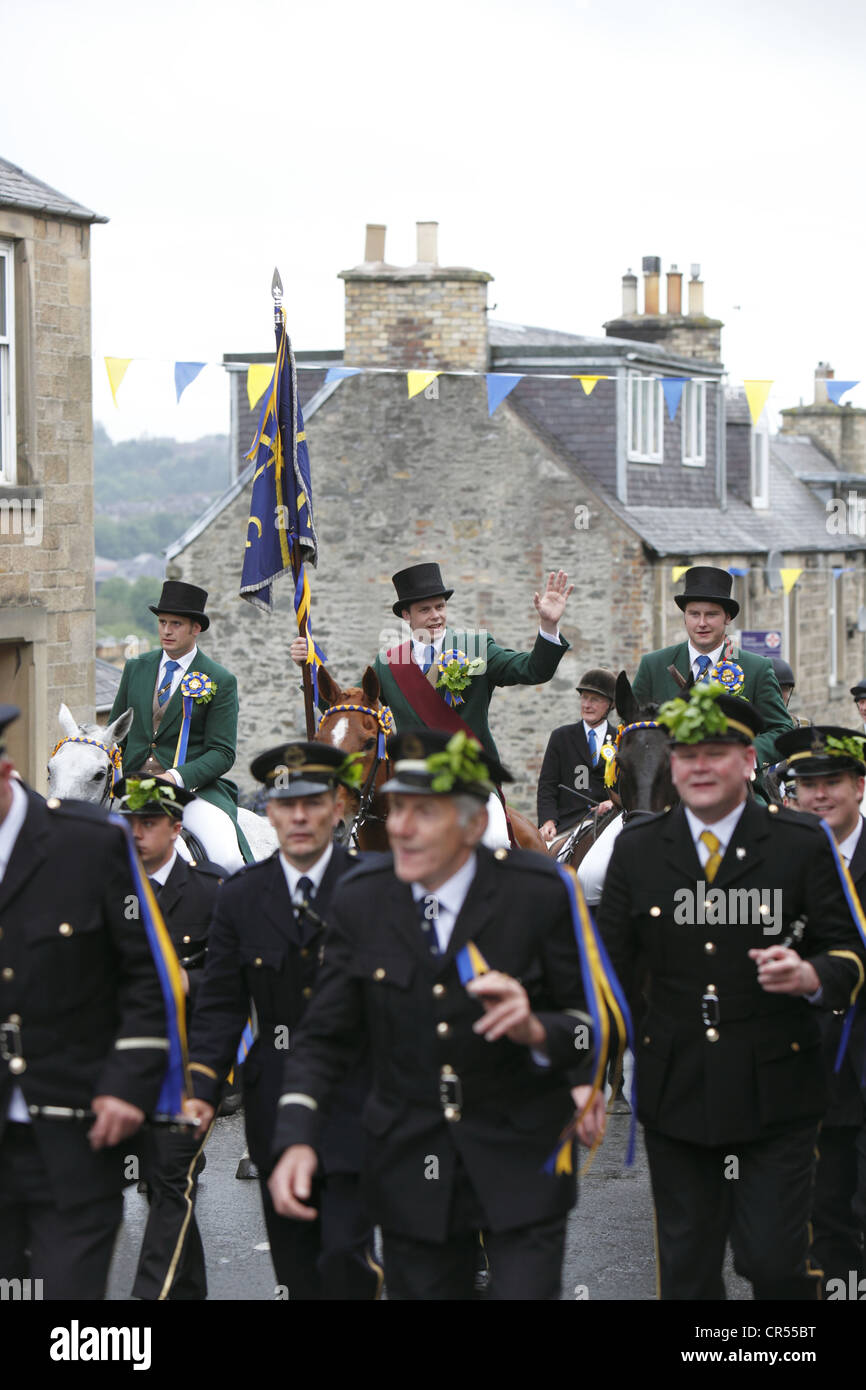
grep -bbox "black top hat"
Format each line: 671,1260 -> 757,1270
0,704 -> 19,753
381,730 -> 512,800
851,680 -> 866,701
149,581 -> 210,632
391,563 -> 454,619
114,775 -> 195,818
576,668 -> 616,703
775,725 -> 866,778
674,566 -> 739,619
250,740 -> 351,800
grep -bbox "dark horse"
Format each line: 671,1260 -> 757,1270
550,671 -> 676,871
314,665 -> 548,853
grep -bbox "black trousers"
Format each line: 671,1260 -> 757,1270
131,1121 -> 211,1301
645,1125 -> 821,1300
811,1124 -> 866,1292
259,1171 -> 381,1300
0,1122 -> 122,1300
382,1217 -> 567,1301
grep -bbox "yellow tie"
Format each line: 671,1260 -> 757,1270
700,830 -> 722,883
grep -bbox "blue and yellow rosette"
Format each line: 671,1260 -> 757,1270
435,648 -> 484,708
173,671 -> 217,767
707,659 -> 745,695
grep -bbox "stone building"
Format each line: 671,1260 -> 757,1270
0,157 -> 106,786
166,225 -> 866,813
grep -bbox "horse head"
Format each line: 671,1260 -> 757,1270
611,671 -> 676,815
47,704 -> 133,804
314,667 -> 393,850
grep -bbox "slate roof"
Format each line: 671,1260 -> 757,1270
0,157 -> 107,223
95,657 -> 122,712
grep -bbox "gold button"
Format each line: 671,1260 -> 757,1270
432,983 -> 446,997
649,906 -> 661,917
704,942 -> 716,955
705,1027 -> 719,1042
300,948 -> 309,958
643,1035 -> 651,1045
47,797 -> 61,810
8,1013 -> 21,1025
8,1057 -> 25,1074
759,904 -> 770,916
706,984 -> 716,993
59,923 -> 73,936
373,968 -> 386,981
182,935 -> 191,945
2,967 -> 13,981
436,1021 -> 449,1036
790,1041 -> 800,1052
254,957 -> 263,967
444,1105 -> 458,1121
441,1064 -> 454,1075
494,848 -> 508,861
303,986 -> 313,999
768,803 -> 778,814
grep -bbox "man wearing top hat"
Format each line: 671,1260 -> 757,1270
597,685 -> 866,1299
537,668 -> 617,842
776,724 -> 866,1295
113,775 -> 226,1301
290,562 -> 572,847
268,728 -> 609,1301
183,741 -> 380,1300
631,564 -> 791,775
0,708 -> 169,1300
109,580 -> 250,871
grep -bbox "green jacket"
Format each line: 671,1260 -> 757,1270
109,648 -> 251,858
631,642 -> 793,772
371,628 -> 570,762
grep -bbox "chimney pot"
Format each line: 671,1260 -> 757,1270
815,362 -> 834,405
364,224 -> 386,263
666,264 -> 683,316
643,255 -> 661,315
416,221 -> 439,264
688,269 -> 704,317
690,263 -> 701,280
621,269 -> 638,316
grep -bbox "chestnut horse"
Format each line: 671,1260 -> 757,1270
315,666 -> 547,853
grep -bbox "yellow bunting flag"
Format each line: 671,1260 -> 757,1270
407,371 -> 440,399
247,363 -> 274,413
104,357 -> 132,408
781,568 -> 802,595
743,379 -> 773,425
572,375 -> 606,396
671,565 -> 690,582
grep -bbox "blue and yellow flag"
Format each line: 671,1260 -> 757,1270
240,308 -> 319,611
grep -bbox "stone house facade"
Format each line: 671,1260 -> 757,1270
0,157 -> 106,786
167,225 -> 866,814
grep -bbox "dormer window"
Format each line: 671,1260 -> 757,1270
627,371 -> 663,463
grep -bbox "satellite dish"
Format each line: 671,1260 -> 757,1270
766,549 -> 784,594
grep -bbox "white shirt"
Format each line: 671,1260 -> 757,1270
158,646 -> 198,787
410,627 -> 561,670
688,640 -> 724,683
837,818 -> 863,866
279,842 -> 334,905
685,801 -> 747,869
583,719 -> 609,755
2,780 -> 31,1122
148,848 -> 178,887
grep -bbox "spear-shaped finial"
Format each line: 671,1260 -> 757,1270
271,266 -> 283,306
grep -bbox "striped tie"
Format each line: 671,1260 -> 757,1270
695,654 -> 712,683
419,645 -> 435,675
588,727 -> 598,766
700,830 -> 722,883
157,660 -> 180,707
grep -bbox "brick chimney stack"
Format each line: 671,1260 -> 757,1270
780,361 -> 866,472
340,222 -> 493,370
603,254 -> 723,364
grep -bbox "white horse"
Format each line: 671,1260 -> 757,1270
48,704 -> 277,864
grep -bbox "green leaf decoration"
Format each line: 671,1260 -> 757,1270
424,731 -> 490,792
657,682 -> 734,744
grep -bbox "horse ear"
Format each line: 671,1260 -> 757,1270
58,703 -> 79,739
361,666 -> 380,706
615,671 -> 640,724
105,707 -> 134,747
316,666 -> 342,710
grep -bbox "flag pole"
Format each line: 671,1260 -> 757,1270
271,268 -> 316,738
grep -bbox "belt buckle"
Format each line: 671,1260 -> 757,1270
700,992 -> 720,1028
0,1020 -> 22,1063
439,1071 -> 463,1121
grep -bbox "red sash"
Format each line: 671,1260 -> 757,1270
386,643 -> 477,739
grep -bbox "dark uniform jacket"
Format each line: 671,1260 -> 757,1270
152,855 -> 224,1014
272,847 -> 595,1243
0,792 -> 168,1209
537,722 -> 615,829
188,844 -> 367,1175
820,817 -> 866,1128
596,799 -> 866,1148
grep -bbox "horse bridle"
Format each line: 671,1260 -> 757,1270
50,735 -> 123,807
316,702 -> 395,848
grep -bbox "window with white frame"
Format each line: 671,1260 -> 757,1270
627,372 -> 663,462
681,380 -> 706,465
0,241 -> 15,485
751,427 -> 769,508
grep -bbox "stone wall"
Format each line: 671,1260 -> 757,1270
780,404 -> 866,474
341,270 -> 491,371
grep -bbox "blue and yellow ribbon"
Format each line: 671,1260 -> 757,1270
456,940 -> 490,985
172,672 -> 216,768
236,1018 -> 256,1067
816,819 -> 866,1073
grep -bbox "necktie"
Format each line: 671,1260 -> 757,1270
419,645 -> 436,675
416,894 -> 441,957
157,660 -> 180,707
699,830 -> 722,883
588,727 -> 598,767
695,654 -> 712,684
147,876 -> 162,902
294,876 -> 315,943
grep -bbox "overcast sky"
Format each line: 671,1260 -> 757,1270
3,0 -> 864,442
